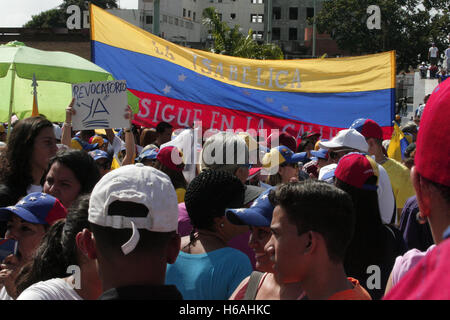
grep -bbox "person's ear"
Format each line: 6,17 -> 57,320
166,233 -> 181,264
76,228 -> 97,260
304,231 -> 317,255
213,216 -> 226,230
411,166 -> 431,217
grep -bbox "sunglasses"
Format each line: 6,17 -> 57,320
281,162 -> 299,169
329,149 -> 354,159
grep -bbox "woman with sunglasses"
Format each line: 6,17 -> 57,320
262,146 -> 307,186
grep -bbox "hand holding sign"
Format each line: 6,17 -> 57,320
71,80 -> 129,130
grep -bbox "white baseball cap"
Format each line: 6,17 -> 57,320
318,129 -> 369,153
88,163 -> 179,255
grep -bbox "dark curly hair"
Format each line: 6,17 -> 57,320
0,116 -> 53,201
185,169 -> 245,232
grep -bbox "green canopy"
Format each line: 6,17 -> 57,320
0,41 -> 114,122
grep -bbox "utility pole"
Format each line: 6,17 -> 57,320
153,0 -> 160,36
265,0 -> 272,43
312,0 -> 316,57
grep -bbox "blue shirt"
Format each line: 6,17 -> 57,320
165,247 -> 253,300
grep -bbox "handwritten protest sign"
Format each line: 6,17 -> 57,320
71,80 -> 129,130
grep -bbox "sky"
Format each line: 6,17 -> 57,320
0,0 -> 138,27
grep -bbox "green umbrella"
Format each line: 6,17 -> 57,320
0,41 -> 114,129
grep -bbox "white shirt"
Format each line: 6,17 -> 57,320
16,278 -> 82,300
429,47 -> 438,58
0,286 -> 13,300
377,164 -> 396,224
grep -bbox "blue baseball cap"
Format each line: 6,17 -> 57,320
89,149 -> 112,162
0,192 -> 67,226
262,145 -> 309,171
310,148 -> 329,160
136,148 -> 159,163
226,187 -> 275,227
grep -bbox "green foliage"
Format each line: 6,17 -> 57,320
202,7 -> 283,60
24,0 -> 118,28
315,0 -> 449,72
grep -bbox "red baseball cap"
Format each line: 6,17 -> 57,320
266,131 -> 297,152
335,153 -> 379,191
349,118 -> 383,140
414,80 -> 450,187
156,146 -> 185,172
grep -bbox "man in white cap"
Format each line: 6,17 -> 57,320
318,129 -> 396,224
82,163 -> 182,300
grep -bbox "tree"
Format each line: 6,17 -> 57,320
24,0 -> 118,28
202,7 -> 283,60
314,0 -> 449,72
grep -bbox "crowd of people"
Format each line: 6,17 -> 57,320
418,43 -> 450,83
0,78 -> 448,301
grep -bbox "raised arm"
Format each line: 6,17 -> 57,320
61,98 -> 75,148
121,106 -> 136,166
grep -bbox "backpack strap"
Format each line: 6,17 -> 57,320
243,271 -> 264,300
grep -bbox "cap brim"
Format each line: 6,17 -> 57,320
310,151 -> 327,160
318,141 -> 343,149
226,208 -> 271,227
0,207 -> 44,224
84,143 -> 99,151
289,152 -> 309,163
244,185 -> 265,205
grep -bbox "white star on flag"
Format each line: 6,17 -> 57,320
9,206 -> 18,211
235,209 -> 246,213
281,105 -> 289,112
265,97 -> 274,103
162,85 -> 172,94
260,194 -> 268,200
178,74 -> 187,82
18,200 -> 26,205
29,196 -> 37,201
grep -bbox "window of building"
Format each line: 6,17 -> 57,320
218,13 -> 222,21
163,15 -> 167,23
183,8 -> 186,17
273,7 -> 281,20
289,28 -> 297,40
252,31 -> 263,40
218,0 -> 222,3
251,14 -> 263,23
251,0 -> 263,4
289,7 -> 298,20
175,18 -> 178,26
306,7 -> 315,19
272,27 -> 280,40
230,13 -> 236,20
193,12 -> 196,21
188,10 -> 191,18
145,15 -> 153,24
169,16 -> 173,24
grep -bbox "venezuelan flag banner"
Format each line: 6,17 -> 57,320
387,122 -> 409,162
90,5 -> 395,141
